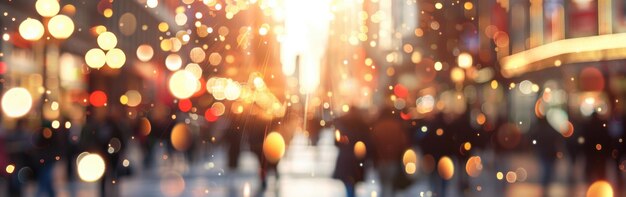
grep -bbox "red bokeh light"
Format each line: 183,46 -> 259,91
400,111 -> 411,120
178,99 -> 192,112
0,62 -> 6,74
394,84 -> 408,98
204,108 -> 218,122
579,67 -> 604,91
89,90 -> 107,107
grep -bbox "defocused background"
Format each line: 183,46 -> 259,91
0,0 -> 624,196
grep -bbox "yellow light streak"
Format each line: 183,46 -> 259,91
501,33 -> 626,77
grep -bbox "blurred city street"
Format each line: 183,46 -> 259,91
1,0 -> 626,196
5,129 -> 620,197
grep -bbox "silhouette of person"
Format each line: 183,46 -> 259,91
371,107 -> 409,197
332,106 -> 370,197
583,112 -> 611,182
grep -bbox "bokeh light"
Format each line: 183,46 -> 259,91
160,171 -> 185,197
405,162 -> 417,175
353,141 -> 366,159
35,0 -> 60,17
178,99 -> 192,112
97,32 -> 118,50
124,90 -> 142,107
208,53 -> 222,66
1,88 -> 33,118
147,0 -> 158,8
136,44 -> 154,62
77,153 -> 105,182
457,52 -> 473,69
505,171 -> 517,183
579,67 -> 605,91
119,13 -> 137,36
450,67 -> 465,83
224,81 -> 242,100
5,164 -> 15,174
211,102 -> 226,116
184,63 -> 203,79
171,123 -> 191,151
168,70 -> 199,99
105,48 -> 126,69
1,1 -> 623,196
89,90 -> 107,107
586,180 -> 613,197
402,149 -> 418,166
189,47 -> 206,63
138,117 -> 151,136
263,132 -> 285,163
204,108 -> 218,122
165,54 -> 183,71
48,15 -> 75,39
19,18 -> 44,41
465,156 -> 483,177
437,156 -> 454,180
85,48 -> 106,69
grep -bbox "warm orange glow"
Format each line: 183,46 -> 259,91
586,180 -> 613,197
465,156 -> 483,177
139,118 -> 151,136
5,164 -> 15,174
402,149 -> 417,165
438,156 -> 454,180
501,33 -> 626,77
136,44 -> 154,62
506,171 -> 517,183
263,132 -> 286,163
171,123 -> 192,151
353,141 -> 366,159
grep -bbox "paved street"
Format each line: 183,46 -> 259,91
7,130 -> 616,197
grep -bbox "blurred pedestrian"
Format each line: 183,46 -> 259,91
3,119 -> 33,197
226,111 -> 244,171
245,111 -> 276,196
80,109 -> 126,197
371,107 -> 409,197
332,106 -> 370,197
583,112 -> 611,182
34,120 -> 63,197
306,110 -> 323,146
530,116 -> 563,197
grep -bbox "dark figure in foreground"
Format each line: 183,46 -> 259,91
583,112 -> 612,183
371,107 -> 409,197
333,106 -> 370,197
530,117 -> 563,197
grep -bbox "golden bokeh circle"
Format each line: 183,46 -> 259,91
19,18 -> 44,41
105,48 -> 126,69
48,15 -> 75,39
171,123 -> 191,151
36,0 -> 60,17
77,153 -> 105,182
85,48 -> 106,69
1,88 -> 33,118
263,132 -> 286,163
168,70 -> 199,99
437,156 -> 454,180
97,32 -> 118,50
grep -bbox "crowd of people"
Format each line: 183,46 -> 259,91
1,99 -> 625,197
